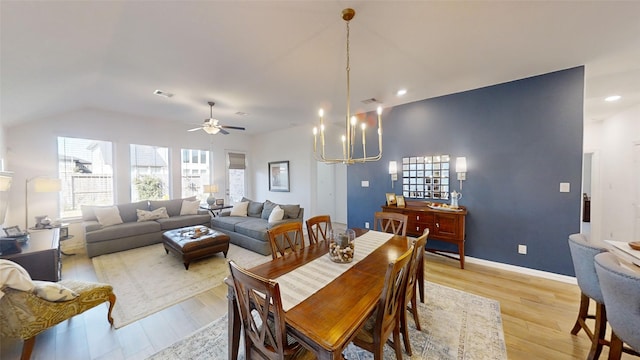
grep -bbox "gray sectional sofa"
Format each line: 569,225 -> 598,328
210,198 -> 304,255
82,197 -> 210,257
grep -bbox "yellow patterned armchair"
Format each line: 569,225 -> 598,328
0,279 -> 116,360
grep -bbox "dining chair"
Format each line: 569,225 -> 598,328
352,244 -> 413,360
567,233 -> 609,360
400,229 -> 429,355
228,260 -> 316,360
267,222 -> 305,260
305,215 -> 332,245
594,252 -> 640,360
373,211 -> 408,236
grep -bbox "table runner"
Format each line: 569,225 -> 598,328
276,230 -> 393,311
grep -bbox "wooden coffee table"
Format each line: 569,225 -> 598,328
162,226 -> 230,270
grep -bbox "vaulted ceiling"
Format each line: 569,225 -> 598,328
2,1 -> 639,135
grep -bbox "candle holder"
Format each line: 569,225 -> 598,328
328,228 -> 356,263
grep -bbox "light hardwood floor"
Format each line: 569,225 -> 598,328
1,245 -> 635,360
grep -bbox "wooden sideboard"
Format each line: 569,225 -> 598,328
382,199 -> 467,269
1,228 -> 61,281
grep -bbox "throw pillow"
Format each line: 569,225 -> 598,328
268,205 -> 285,223
230,201 -> 249,217
280,204 -> 301,219
0,260 -> 35,299
94,206 -> 124,227
261,200 -> 277,220
32,281 -> 79,302
137,207 -> 170,222
180,199 -> 200,215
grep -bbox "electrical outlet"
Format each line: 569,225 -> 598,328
364,222 -> 370,229
518,244 -> 527,255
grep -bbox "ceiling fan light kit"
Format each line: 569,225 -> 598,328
188,101 -> 246,135
312,8 -> 383,165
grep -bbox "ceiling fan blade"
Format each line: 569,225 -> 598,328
220,125 -> 246,130
219,129 -> 230,135
188,127 -> 202,132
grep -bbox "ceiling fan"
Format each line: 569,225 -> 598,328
188,101 -> 246,135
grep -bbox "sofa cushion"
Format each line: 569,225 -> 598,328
211,216 -> 251,232
94,206 -> 124,227
241,198 -> 264,218
261,200 -> 278,220
149,197 -> 196,217
230,201 -> 249,216
156,214 -> 210,230
268,205 -> 285,223
117,201 -> 151,223
180,199 -> 200,215
280,204 -> 301,219
85,221 -> 162,243
235,218 -> 270,242
137,207 -> 170,222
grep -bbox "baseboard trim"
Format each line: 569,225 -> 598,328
424,252 -> 577,284
464,256 -> 577,284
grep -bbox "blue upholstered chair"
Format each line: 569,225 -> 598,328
568,233 -> 609,359
594,252 -> 640,360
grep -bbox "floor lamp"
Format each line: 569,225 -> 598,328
25,177 -> 61,230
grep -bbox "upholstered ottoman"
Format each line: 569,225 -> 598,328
162,226 -> 230,270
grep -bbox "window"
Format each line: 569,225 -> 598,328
227,152 -> 246,204
57,137 -> 114,218
181,148 -> 211,199
130,144 -> 169,201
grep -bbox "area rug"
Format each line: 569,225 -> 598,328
147,281 -> 507,360
92,242 -> 270,328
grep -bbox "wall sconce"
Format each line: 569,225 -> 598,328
203,184 -> 219,206
388,161 -> 398,188
455,157 -> 467,189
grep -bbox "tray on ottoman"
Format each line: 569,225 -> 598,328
162,226 -> 230,270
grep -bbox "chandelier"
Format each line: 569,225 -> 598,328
313,8 -> 382,165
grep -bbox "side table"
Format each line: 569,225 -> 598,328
200,204 -> 233,217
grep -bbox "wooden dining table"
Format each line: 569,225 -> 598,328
226,229 -> 417,360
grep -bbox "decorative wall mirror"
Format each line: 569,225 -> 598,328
402,155 -> 450,200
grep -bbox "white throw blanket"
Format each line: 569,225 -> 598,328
0,259 -> 35,299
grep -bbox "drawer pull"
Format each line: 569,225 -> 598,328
436,223 -> 440,228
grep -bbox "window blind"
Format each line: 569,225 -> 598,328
228,152 -> 246,169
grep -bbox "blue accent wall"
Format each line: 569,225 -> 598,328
347,67 -> 584,276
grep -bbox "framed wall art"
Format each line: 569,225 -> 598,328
269,160 -> 290,192
401,155 -> 450,200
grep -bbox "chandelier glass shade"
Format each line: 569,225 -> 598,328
312,8 -> 383,165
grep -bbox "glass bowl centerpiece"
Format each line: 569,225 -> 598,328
329,229 -> 355,263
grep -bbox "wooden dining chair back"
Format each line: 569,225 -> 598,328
400,229 -> 429,355
267,222 -> 305,260
228,260 -> 314,360
373,212 -> 408,236
305,215 -> 332,244
353,245 -> 413,360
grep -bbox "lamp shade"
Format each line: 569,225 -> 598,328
33,178 -> 61,193
204,184 -> 218,193
0,174 -> 12,192
388,161 -> 398,175
455,157 -> 467,173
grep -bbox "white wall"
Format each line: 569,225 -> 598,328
249,124 -> 348,223
584,103 -> 640,241
4,108 -> 252,229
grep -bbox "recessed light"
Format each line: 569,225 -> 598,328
235,112 -> 249,116
396,89 -> 407,96
153,89 -> 174,98
605,95 -> 621,102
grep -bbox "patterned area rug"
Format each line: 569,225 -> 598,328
92,242 -> 270,328
147,282 -> 507,360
